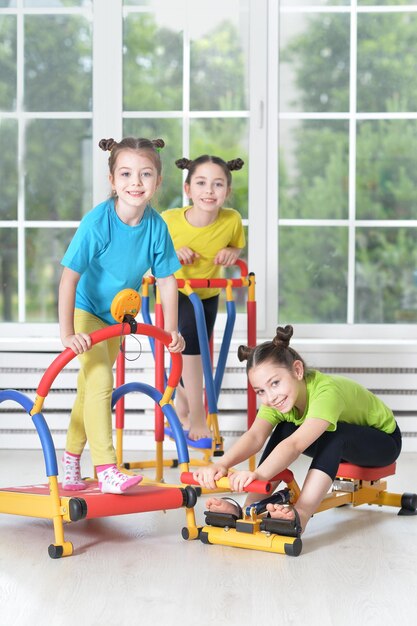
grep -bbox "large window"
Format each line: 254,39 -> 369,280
1,0 -> 417,338
276,0 -> 417,328
0,0 -> 250,323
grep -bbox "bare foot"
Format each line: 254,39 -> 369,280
266,503 -> 296,521
179,417 -> 191,431
266,503 -> 305,534
188,424 -> 212,441
206,497 -> 239,515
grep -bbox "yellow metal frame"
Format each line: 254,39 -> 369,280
118,272 -> 255,481
192,466 -> 415,557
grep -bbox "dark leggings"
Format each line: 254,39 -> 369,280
259,421 -> 402,481
178,292 -> 219,355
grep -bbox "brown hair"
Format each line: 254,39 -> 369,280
175,154 -> 244,187
99,137 -> 165,176
238,325 -> 306,375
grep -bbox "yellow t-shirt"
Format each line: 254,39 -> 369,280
161,206 -> 246,299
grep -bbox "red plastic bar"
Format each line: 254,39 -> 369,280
247,284 -> 257,428
115,345 -> 125,429
36,323 -> 182,399
80,484 -> 186,518
154,299 -> 165,442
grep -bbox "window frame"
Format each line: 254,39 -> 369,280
2,0 -> 417,344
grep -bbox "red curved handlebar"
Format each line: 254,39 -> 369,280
234,258 -> 248,277
36,322 -> 182,398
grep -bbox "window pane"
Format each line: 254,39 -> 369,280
355,228 -> 417,323
357,13 -> 417,113
26,227 -> 75,322
123,118 -> 182,211
0,119 -> 18,220
23,1 -> 91,6
0,228 -> 17,322
190,0 -> 249,111
359,1 -> 417,6
25,15 -> 92,112
279,120 -> 349,219
0,15 -> 16,111
281,1 -> 349,5
123,1 -> 152,5
190,118 -> 248,219
279,226 -> 348,323
123,6 -> 183,111
25,119 -> 92,220
279,12 -> 350,113
356,120 -> 417,220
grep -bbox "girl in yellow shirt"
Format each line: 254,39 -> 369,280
162,155 -> 246,440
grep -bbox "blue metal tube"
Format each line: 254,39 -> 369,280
111,382 -> 189,464
0,390 -> 58,477
188,292 -> 217,414
214,299 -> 236,400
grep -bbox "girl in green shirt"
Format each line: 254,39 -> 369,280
193,325 -> 401,534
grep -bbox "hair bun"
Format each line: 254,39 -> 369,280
227,158 -> 244,172
237,344 -> 253,362
98,138 -> 116,152
151,138 -> 165,150
272,325 -> 293,349
175,157 -> 192,170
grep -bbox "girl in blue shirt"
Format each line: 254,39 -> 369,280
59,137 -> 185,494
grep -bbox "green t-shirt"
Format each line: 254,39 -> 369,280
257,369 -> 396,434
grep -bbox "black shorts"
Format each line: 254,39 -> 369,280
178,292 -> 219,355
259,420 -> 402,480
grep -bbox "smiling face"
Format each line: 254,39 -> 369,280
109,149 -> 161,223
249,359 -> 305,414
184,162 -> 230,218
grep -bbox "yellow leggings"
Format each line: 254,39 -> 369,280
65,309 -> 121,466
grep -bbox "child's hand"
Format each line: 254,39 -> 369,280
168,331 -> 185,353
214,247 -> 240,266
177,246 -> 200,265
228,470 -> 258,492
193,464 -> 228,490
62,333 -> 92,355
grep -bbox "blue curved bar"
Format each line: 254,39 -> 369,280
162,404 -> 189,463
188,292 -> 217,414
111,382 -> 189,464
214,299 -> 236,401
0,389 -> 34,414
0,390 -> 58,477
31,413 -> 58,477
164,425 -> 212,450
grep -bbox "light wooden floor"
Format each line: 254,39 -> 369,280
1,448 -> 416,626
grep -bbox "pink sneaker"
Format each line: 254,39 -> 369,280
97,465 -> 142,494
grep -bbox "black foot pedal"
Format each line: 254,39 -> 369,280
204,511 -> 238,528
260,505 -> 302,538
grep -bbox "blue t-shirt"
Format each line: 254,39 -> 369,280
61,199 -> 181,325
